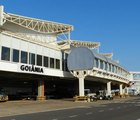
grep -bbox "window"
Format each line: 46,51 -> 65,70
62,59 -> 65,71
44,56 -> 48,67
1,46 -> 10,61
116,67 -> 118,73
65,61 -> 68,71
114,66 -> 117,73
118,68 -> 121,74
13,49 -> 19,62
62,52 -> 69,71
56,59 -> 60,69
94,58 -> 99,68
29,53 -> 35,65
100,60 -> 104,69
50,58 -> 54,68
21,51 -> 28,64
112,65 -> 114,73
65,53 -> 68,59
37,54 -> 42,66
109,64 -> 111,72
105,62 -> 108,70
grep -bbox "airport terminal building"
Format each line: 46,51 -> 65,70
0,6 -> 131,100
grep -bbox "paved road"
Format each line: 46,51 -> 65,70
1,98 -> 140,120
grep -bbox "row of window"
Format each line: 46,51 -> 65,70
94,58 -> 128,76
1,46 -> 128,76
1,46 -> 60,69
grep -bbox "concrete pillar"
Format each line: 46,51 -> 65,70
119,84 -> 123,95
79,77 -> 85,96
107,81 -> 111,94
37,80 -> 46,100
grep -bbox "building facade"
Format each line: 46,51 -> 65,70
0,6 -> 131,100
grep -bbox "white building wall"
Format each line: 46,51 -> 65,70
0,34 -> 61,59
0,34 -> 71,78
1,34 -> 11,47
11,37 -> 20,50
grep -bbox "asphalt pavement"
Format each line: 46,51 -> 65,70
0,97 -> 140,120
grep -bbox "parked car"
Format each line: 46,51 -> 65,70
0,92 -> 8,102
97,90 -> 113,100
84,89 -> 97,102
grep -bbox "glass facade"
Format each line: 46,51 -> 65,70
62,52 -> 68,71
50,58 -> 54,68
21,51 -> 28,64
94,58 -> 99,68
29,53 -> 35,65
105,62 -> 108,71
56,59 -> 60,69
44,56 -> 48,67
1,46 -> 61,70
112,65 -> 114,73
37,54 -> 42,66
0,46 -> 128,77
13,49 -> 19,62
109,64 -> 111,72
100,60 -> 104,69
1,46 -> 10,61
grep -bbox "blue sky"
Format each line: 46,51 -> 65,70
0,0 -> 140,71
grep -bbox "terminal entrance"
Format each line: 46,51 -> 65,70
0,71 -> 78,100
0,71 -> 120,101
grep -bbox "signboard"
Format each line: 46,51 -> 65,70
19,64 -> 44,74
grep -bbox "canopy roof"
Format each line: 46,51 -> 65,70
3,12 -> 73,34
100,53 -> 113,59
57,40 -> 100,49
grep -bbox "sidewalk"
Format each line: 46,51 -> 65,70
0,97 -> 137,117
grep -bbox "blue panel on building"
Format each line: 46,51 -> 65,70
67,47 -> 94,71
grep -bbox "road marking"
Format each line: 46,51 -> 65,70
86,112 -> 93,115
98,110 -> 104,112
69,115 -> 78,118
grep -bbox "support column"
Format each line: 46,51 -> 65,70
79,77 -> 85,96
107,81 -> 111,94
119,84 -> 123,96
37,80 -> 46,100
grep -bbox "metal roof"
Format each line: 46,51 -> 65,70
93,51 -> 107,61
57,40 -> 100,49
100,53 -> 113,59
92,51 -> 127,71
3,12 -> 73,34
